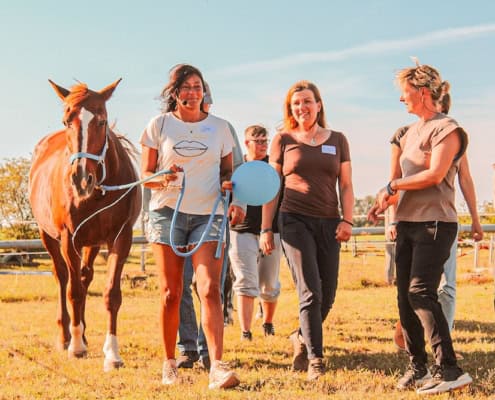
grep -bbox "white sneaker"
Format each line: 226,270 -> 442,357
208,360 -> 240,389
162,359 -> 179,385
397,363 -> 431,390
417,365 -> 472,395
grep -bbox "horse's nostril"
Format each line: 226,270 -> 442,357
87,174 -> 94,187
71,174 -> 78,186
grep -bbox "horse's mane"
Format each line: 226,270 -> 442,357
110,124 -> 140,172
65,83 -> 90,107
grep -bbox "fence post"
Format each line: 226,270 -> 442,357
140,218 -> 146,273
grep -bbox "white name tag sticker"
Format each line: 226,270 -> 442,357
322,145 -> 336,155
200,125 -> 214,133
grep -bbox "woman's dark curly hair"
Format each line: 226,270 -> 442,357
160,64 -> 206,112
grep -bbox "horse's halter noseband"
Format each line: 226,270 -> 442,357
68,107 -> 109,186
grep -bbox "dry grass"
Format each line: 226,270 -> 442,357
0,243 -> 494,399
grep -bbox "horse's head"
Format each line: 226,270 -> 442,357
49,79 -> 121,201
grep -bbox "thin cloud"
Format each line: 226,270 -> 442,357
214,24 -> 495,76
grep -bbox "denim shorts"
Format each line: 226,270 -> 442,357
146,206 -> 224,247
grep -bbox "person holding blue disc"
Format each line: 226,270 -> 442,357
229,125 -> 282,342
260,80 -> 355,381
140,64 -> 244,389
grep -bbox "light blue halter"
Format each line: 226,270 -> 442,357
68,126 -> 109,186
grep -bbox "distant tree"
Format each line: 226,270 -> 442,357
458,201 -> 495,226
353,195 -> 376,227
479,201 -> 495,224
0,157 -> 38,239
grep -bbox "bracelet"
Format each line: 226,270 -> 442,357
386,181 -> 397,196
260,228 -> 273,234
340,219 -> 354,227
389,221 -> 398,226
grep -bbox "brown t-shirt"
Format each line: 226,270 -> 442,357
396,114 -> 468,222
270,130 -> 351,218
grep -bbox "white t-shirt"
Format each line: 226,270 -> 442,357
140,112 -> 234,215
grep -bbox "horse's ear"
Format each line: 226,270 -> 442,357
99,78 -> 122,102
48,79 -> 70,100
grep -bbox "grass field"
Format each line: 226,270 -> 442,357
0,242 -> 494,399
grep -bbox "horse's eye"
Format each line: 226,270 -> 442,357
98,119 -> 107,127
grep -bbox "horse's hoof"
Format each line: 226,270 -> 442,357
103,359 -> 124,372
68,350 -> 87,359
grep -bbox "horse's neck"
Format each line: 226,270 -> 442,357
105,132 -> 137,182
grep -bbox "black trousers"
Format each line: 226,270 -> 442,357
279,212 -> 340,359
395,221 -> 458,367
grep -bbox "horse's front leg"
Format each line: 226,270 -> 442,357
80,246 -> 99,345
40,230 -> 71,350
102,224 -> 133,372
60,231 -> 87,358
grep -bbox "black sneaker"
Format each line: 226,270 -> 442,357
176,350 -> 199,368
416,364 -> 472,395
397,362 -> 431,390
262,322 -> 275,336
241,331 -> 252,341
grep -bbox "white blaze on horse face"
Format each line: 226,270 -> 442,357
78,107 -> 94,154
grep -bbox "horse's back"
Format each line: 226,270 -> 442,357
29,130 -> 67,239
30,130 -> 67,177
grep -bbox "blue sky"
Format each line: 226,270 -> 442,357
1,0 -> 494,204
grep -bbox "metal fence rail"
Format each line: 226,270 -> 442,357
0,224 -> 493,273
2,224 -> 493,250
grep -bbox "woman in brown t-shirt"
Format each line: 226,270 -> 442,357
260,80 -> 355,381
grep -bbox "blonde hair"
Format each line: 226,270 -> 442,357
438,83 -> 451,114
396,64 -> 450,102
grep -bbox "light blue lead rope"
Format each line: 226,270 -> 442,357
94,167 -> 229,260
169,174 -> 229,259
71,168 -> 174,258
98,168 -> 173,194
215,190 -> 230,259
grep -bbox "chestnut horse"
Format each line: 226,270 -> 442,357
28,79 -> 142,371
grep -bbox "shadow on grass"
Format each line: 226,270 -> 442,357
455,319 -> 495,334
239,332 -> 495,377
